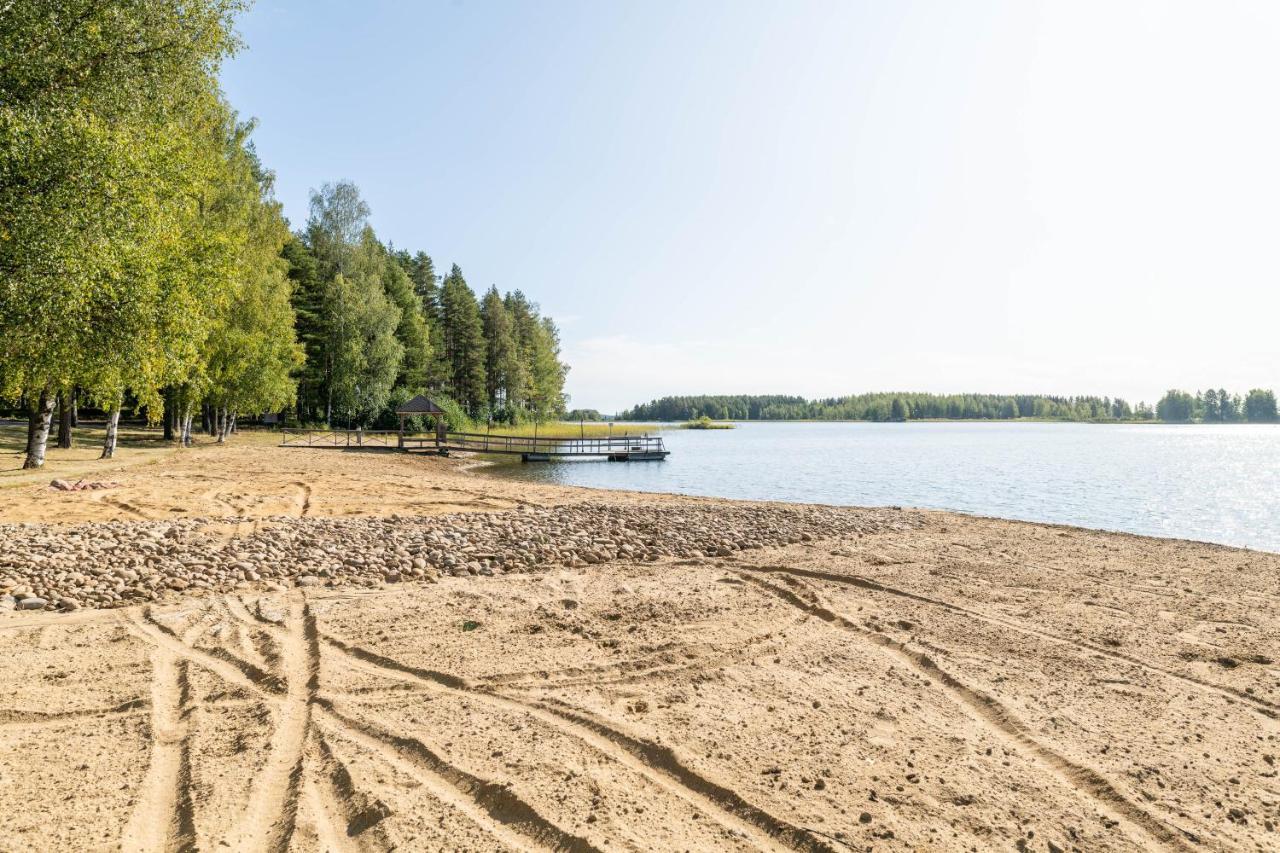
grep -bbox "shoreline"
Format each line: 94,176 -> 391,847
2,441 -> 1276,616
0,441 -> 1276,850
473,453 -> 1277,558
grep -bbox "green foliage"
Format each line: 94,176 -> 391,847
1244,389 -> 1278,423
481,286 -> 520,418
322,270 -> 402,425
0,6 -> 571,460
684,416 -> 735,429
0,0 -> 249,463
565,409 -> 604,422
439,265 -> 488,417
378,243 -> 432,390
199,124 -> 302,417
1156,390 -> 1196,422
622,394 -> 1163,422
431,394 -> 476,433
505,290 -> 568,420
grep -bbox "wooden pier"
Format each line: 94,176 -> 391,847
403,431 -> 670,461
282,397 -> 669,462
280,428 -> 669,462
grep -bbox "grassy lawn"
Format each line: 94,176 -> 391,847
0,422 -> 281,487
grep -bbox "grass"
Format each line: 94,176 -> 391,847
0,422 -> 172,486
0,421 -> 291,486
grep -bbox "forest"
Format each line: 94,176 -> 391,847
622,389 -> 1280,424
0,2 -> 568,470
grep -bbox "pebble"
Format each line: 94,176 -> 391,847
0,503 -> 914,612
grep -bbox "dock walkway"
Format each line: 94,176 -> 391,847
280,429 -> 669,462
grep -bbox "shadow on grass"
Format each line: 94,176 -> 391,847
0,423 -> 173,455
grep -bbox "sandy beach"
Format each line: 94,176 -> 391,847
0,437 -> 1277,851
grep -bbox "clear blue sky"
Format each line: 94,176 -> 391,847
222,1 -> 1280,413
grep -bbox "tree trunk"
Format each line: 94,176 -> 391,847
70,388 -> 78,427
24,396 -> 37,459
23,388 -> 55,469
201,403 -> 211,436
215,407 -> 225,443
163,388 -> 175,441
56,391 -> 73,448
180,405 -> 193,447
229,411 -> 237,434
100,404 -> 121,459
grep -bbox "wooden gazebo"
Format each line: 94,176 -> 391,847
395,395 -> 447,450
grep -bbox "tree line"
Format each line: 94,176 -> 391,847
1154,388 -> 1277,423
622,390 -> 1280,423
285,181 -> 568,430
1,2 -> 568,469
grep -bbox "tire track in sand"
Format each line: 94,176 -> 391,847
739,572 -> 1198,852
219,596 -> 316,853
227,598 -> 601,852
732,562 -> 1279,720
483,616 -> 805,692
0,697 -> 147,729
314,700 -> 597,852
305,731 -> 394,851
321,633 -> 830,853
136,596 -> 591,852
122,648 -> 197,853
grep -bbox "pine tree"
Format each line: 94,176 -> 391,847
283,238 -> 325,421
439,265 -> 487,416
481,287 -> 520,418
1202,388 -> 1220,422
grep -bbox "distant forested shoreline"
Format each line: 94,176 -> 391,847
620,390 -> 1279,424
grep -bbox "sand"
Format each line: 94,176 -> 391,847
0,436 -> 1277,851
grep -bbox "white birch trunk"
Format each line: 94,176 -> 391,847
100,404 -> 121,459
22,389 -> 55,469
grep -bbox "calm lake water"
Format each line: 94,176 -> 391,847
485,422 -> 1280,552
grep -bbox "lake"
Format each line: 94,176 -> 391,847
484,421 -> 1280,552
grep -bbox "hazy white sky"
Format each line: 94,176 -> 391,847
222,1 -> 1280,412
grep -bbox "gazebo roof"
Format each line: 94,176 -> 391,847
396,394 -> 447,415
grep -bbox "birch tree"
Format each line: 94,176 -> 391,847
0,0 -> 242,466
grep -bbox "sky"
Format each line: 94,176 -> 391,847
221,0 -> 1280,413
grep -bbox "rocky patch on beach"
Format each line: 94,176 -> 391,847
0,502 -> 916,612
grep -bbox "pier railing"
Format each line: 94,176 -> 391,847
280,428 -> 399,448
281,428 -> 668,458
402,431 -> 667,457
